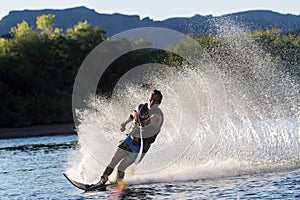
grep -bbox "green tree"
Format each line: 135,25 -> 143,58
11,20 -> 35,38
36,14 -> 56,35
66,20 -> 106,53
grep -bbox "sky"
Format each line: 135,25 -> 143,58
1,0 -> 300,21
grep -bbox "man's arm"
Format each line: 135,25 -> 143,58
120,104 -> 142,132
120,113 -> 134,132
140,113 -> 162,129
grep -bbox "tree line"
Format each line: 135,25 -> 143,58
0,14 -> 299,127
0,14 -> 106,127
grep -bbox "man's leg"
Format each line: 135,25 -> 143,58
116,145 -> 151,182
98,147 -> 127,185
116,155 -> 135,182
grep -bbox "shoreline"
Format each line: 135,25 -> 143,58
0,123 -> 76,139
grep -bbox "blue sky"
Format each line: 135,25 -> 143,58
1,0 -> 300,20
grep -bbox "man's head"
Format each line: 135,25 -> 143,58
148,89 -> 162,108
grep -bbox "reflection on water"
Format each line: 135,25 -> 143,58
0,134 -> 299,199
120,187 -> 157,199
119,169 -> 300,199
79,169 -> 300,199
0,141 -> 77,152
0,135 -> 78,199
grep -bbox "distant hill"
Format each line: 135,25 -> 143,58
1,6 -> 300,37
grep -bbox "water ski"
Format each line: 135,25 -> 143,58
63,173 -> 111,192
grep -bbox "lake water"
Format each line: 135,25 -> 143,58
1,134 -> 299,199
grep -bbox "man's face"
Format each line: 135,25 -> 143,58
148,93 -> 160,108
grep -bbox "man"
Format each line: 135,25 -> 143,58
96,89 -> 164,185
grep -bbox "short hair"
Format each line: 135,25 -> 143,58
152,89 -> 163,104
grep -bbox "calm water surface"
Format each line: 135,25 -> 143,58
0,135 -> 299,199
